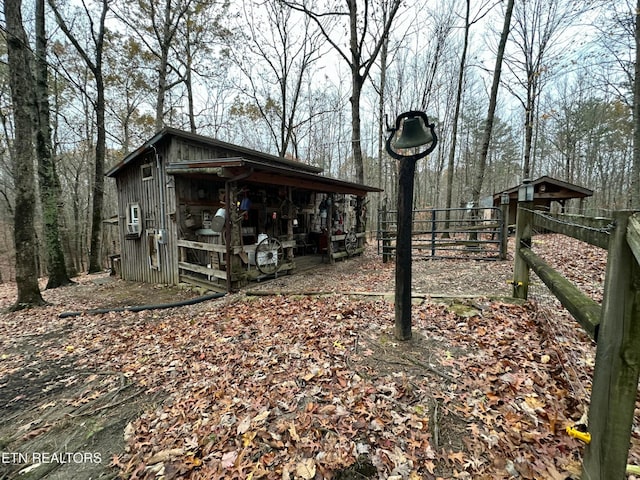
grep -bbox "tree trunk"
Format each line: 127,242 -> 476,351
377,19 -> 389,231
88,75 -> 106,273
35,0 -> 73,288
348,0 -> 365,185
632,0 -> 640,208
5,0 -> 46,309
522,85 -> 536,179
471,0 -> 514,206
49,0 -> 109,274
444,0 -> 471,232
155,0 -> 174,131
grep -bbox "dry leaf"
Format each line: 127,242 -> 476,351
295,458 -> 316,479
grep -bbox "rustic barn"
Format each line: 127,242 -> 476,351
106,127 -> 381,291
493,176 -> 594,226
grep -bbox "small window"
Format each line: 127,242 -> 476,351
126,203 -> 142,237
141,164 -> 153,180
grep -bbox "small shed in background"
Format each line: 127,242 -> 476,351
493,176 -> 593,226
106,127 -> 381,291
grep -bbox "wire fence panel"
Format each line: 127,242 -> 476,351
377,206 -> 504,261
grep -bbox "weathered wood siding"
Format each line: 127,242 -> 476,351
115,142 -> 179,285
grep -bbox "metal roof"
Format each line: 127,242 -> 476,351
106,127 -> 324,177
106,127 -> 381,196
493,175 -> 593,200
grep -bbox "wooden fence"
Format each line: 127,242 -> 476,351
512,203 -> 640,479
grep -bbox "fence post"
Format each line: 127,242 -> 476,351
431,209 -> 437,258
381,201 -> 390,263
513,201 -> 533,299
500,200 -> 509,260
583,211 -> 640,480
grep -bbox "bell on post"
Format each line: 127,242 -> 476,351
386,110 -> 437,160
394,116 -> 433,149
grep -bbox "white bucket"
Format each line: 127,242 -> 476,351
257,233 -> 269,244
211,208 -> 226,232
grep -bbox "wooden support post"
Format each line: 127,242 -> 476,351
513,201 -> 533,299
431,209 -> 437,258
328,195 -> 335,264
287,187 -> 294,262
500,202 -> 509,260
583,211 -> 640,480
395,158 -> 418,341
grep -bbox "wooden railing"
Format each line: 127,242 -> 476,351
513,206 -> 640,479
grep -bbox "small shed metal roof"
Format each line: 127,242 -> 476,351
106,127 -> 323,177
106,127 -> 381,196
493,176 -> 593,203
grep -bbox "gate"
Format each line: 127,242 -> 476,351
377,206 -> 506,261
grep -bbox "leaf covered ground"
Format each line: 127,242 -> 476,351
0,236 -> 638,479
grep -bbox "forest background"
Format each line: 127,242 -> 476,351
0,0 -> 637,294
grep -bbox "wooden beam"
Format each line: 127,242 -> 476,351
178,261 -> 227,280
519,247 -> 600,339
626,213 -> 640,266
178,239 -> 226,253
532,213 -> 610,249
583,211 -> 640,479
246,170 -> 370,196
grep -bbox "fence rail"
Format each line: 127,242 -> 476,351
513,205 -> 640,479
377,206 -> 506,261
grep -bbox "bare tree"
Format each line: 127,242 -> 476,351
35,0 -> 73,288
503,0 -> 587,178
471,0 -> 515,206
633,0 -> 640,207
5,0 -> 46,308
282,0 -> 402,185
442,0 -> 494,229
49,0 -> 110,273
230,0 -> 323,158
114,0 -> 196,131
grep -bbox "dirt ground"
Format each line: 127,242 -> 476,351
0,241 -> 607,479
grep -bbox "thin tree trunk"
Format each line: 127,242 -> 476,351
88,75 -> 106,273
632,0 -> 640,208
471,0 -> 514,206
377,21 -> 389,231
49,0 -> 109,274
35,0 -> 73,288
5,0 -> 46,309
444,0 -> 471,233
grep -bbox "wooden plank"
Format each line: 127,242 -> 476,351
533,213 -> 610,249
178,261 -> 227,280
519,247 -> 600,339
178,239 -> 226,253
583,211 -> 640,479
626,213 -> 640,266
331,247 -> 365,259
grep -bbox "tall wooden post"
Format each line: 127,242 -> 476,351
583,211 -> 640,479
513,201 -> 533,299
500,201 -> 509,260
385,110 -> 438,342
395,158 -> 417,341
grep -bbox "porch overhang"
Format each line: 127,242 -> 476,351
166,158 -> 382,197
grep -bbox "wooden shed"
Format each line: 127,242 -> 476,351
106,127 -> 381,291
493,176 -> 593,226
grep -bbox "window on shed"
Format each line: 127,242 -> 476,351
126,203 -> 142,237
141,163 -> 154,180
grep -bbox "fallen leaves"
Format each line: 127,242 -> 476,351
2,240 -> 637,479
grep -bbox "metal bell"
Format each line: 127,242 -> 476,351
394,116 -> 434,149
